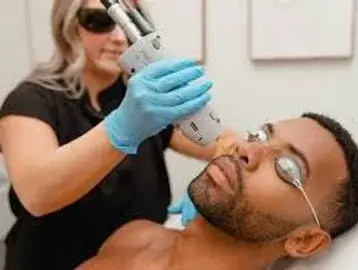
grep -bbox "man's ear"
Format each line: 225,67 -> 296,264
283,226 -> 332,258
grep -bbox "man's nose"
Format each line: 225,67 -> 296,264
237,140 -> 270,171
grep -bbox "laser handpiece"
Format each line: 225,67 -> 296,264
100,0 -> 142,43
100,0 -> 223,146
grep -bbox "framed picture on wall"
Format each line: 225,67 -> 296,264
249,0 -> 356,60
139,0 -> 207,64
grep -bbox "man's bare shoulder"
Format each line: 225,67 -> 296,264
99,219 -> 167,253
76,220 -> 179,270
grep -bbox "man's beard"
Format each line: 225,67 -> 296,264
188,156 -> 299,243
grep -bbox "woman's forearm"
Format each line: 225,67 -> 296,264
169,128 -> 217,162
10,123 -> 126,216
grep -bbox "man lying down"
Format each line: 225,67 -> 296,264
77,112 -> 358,270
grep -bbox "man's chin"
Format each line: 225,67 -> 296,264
189,182 -> 230,224
189,170 -> 238,209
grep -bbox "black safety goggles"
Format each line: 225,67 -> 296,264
78,8 -> 116,33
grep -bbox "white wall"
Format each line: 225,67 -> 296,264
0,0 -> 33,102
0,0 -> 32,240
1,0 -> 358,205
27,0 -> 54,63
167,0 -> 358,201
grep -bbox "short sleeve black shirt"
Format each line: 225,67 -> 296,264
0,77 -> 173,270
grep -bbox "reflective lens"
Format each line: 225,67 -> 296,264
275,156 -> 303,187
275,156 -> 321,227
78,8 -> 116,33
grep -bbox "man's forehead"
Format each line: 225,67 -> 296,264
272,117 -> 318,130
271,117 -> 336,155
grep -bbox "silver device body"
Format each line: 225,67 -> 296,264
103,1 -> 223,146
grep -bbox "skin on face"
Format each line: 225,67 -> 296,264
78,0 -> 129,76
189,117 -> 347,258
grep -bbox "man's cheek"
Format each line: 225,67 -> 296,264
243,173 -> 291,213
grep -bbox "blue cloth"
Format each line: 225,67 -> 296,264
168,190 -> 198,226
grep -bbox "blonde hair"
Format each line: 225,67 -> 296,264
26,0 -> 86,99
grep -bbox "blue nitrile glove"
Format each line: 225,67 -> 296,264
168,190 -> 198,226
104,58 -> 213,154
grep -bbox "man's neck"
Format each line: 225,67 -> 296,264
171,216 -> 284,270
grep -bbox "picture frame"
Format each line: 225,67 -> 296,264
249,0 -> 356,60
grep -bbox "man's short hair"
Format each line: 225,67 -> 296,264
302,112 -> 358,238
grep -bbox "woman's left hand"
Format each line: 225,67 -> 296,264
167,191 -> 198,226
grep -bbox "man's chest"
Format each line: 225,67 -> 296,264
117,247 -> 250,270
115,249 -> 230,270
111,246 -> 172,270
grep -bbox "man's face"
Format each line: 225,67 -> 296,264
189,117 -> 347,245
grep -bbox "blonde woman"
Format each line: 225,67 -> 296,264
0,0 -> 217,269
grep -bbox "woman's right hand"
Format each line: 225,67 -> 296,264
104,58 -> 213,154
